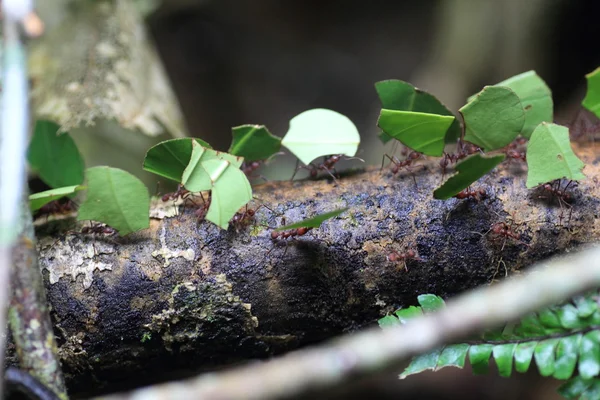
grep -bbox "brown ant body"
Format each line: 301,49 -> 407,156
538,180 -> 575,225
387,248 -> 422,271
385,151 -> 421,175
161,184 -> 190,203
504,137 -> 528,164
231,203 -> 272,231
270,226 -> 312,240
292,154 -> 343,181
242,161 -> 262,177
454,187 -> 486,201
489,222 -> 528,248
81,224 -> 117,236
34,199 -> 77,220
439,142 -> 481,177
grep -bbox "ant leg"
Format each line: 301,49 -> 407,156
290,159 -> 302,181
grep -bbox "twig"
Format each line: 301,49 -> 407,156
99,245 -> 600,400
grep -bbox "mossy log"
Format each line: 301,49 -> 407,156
11,145 -> 600,397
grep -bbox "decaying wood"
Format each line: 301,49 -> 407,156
10,145 -> 600,396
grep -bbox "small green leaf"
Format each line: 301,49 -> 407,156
514,341 -> 537,373
377,110 -> 454,156
582,67 -> 600,119
281,108 -> 360,165
558,304 -> 586,329
143,138 -> 213,182
400,348 -> 443,379
437,344 -> 469,369
377,315 -> 401,328
29,185 -> 85,212
27,120 -> 85,188
375,79 -> 461,143
492,343 -> 516,377
558,377 -> 596,400
417,294 -> 445,313
460,86 -> 525,151
228,125 -> 281,161
574,295 -> 598,318
395,306 -> 423,323
274,208 -> 348,231
534,338 -> 559,376
433,154 -> 505,200
579,331 -> 600,379
472,71 -> 553,138
202,159 -> 252,230
525,123 -> 586,188
538,308 -> 563,329
182,141 -> 243,192
469,344 -> 494,375
554,334 -> 582,380
77,167 -> 150,236
513,314 -> 547,337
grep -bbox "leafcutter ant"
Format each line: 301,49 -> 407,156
454,187 -> 486,201
291,154 -> 363,181
439,141 -> 481,178
538,180 -> 576,225
34,198 -> 77,221
161,184 -> 190,203
231,203 -> 274,232
488,221 -> 529,250
387,248 -> 422,271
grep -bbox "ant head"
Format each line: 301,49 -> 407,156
251,161 -> 261,169
439,158 -> 449,168
405,249 -> 416,258
409,152 -> 420,160
271,231 -> 279,240
247,209 -> 256,217
388,252 -> 399,262
297,227 -> 309,235
161,194 -> 171,202
543,183 -> 552,191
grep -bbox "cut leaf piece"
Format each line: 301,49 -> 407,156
29,185 -> 85,212
437,344 -> 469,369
417,294 -> 445,313
469,71 -> 553,138
554,334 -> 582,380
274,208 -> 348,231
469,344 -> 494,375
27,120 -> 85,188
281,109 -> 360,165
400,348 -> 443,379
433,154 -> 505,200
582,67 -> 600,119
202,159 -> 252,230
460,86 -> 525,151
525,123 -> 586,188
77,167 -> 150,236
375,79 -> 461,143
377,110 -> 454,156
143,138 -> 213,182
493,343 -> 517,377
514,341 -> 536,373
534,338 -> 559,377
182,141 -> 244,192
228,125 -> 281,161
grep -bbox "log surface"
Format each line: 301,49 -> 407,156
16,146 -> 600,396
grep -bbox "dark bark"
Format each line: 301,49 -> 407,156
9,146 -> 600,397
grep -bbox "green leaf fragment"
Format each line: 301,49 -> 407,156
377,110 -> 454,156
534,338 -> 559,376
228,125 -> 281,161
143,138 -> 213,182
538,308 -> 563,329
29,185 -> 85,212
399,347 -> 443,379
558,304 -> 587,329
27,120 -> 85,188
513,314 -> 547,337
492,343 -> 516,377
377,315 -> 401,328
579,331 -> 600,379
559,377 -> 597,400
437,344 -> 470,369
274,208 -> 348,231
281,108 -> 360,165
460,86 -> 525,151
433,154 -> 505,200
553,334 -> 582,380
514,341 -> 537,373
417,294 -> 445,313
375,79 -> 461,143
574,296 -> 598,318
469,344 -> 494,375
77,167 -> 150,236
395,306 -> 423,323
474,71 -> 553,138
525,122 -> 585,188
582,67 -> 600,119
202,159 -> 252,230
182,141 -> 243,192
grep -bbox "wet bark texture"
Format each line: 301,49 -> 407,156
10,145 -> 600,397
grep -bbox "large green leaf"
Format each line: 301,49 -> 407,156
228,125 -> 281,161
460,86 -> 525,151
582,67 -> 600,119
29,185 -> 85,212
274,208 -> 348,231
182,141 -> 244,192
525,123 -> 586,188
281,109 -> 360,165
27,120 -> 85,188
377,110 -> 454,156
375,79 -> 461,142
143,138 -> 213,182
469,71 -> 553,138
433,154 -> 505,200
77,167 -> 150,236
202,159 -> 252,230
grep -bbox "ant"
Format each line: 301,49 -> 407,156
161,184 -> 190,203
489,221 -> 529,250
387,248 -> 422,271
270,226 -> 313,240
503,137 -> 528,164
292,154 -> 343,181
81,224 -> 117,236
538,180 -> 576,225
384,151 -> 421,175
242,161 -> 262,177
439,142 -> 481,178
454,187 -> 486,201
231,204 -> 273,231
34,198 -> 77,221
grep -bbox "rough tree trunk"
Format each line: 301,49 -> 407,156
9,145 -> 600,397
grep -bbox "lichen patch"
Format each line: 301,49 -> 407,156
151,226 -> 196,267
